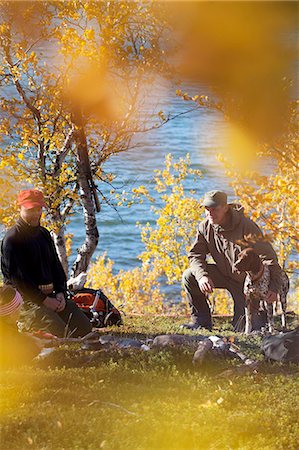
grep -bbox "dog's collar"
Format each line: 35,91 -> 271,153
248,264 -> 264,282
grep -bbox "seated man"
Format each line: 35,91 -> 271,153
181,190 -> 282,331
1,189 -> 92,338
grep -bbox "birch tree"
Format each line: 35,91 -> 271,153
0,1 -> 170,276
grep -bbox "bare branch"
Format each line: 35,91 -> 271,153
61,196 -> 76,222
95,185 -> 124,224
53,125 -> 75,177
120,103 -> 210,136
4,41 -> 41,120
271,146 -> 298,169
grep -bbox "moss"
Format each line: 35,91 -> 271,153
1,316 -> 298,449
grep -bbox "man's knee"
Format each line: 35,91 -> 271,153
64,299 -> 79,313
62,300 -> 92,337
182,268 -> 195,288
24,304 -> 67,336
73,316 -> 92,337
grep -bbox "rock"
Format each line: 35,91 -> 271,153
218,361 -> 260,377
192,339 -> 213,365
82,335 -> 148,351
113,338 -> 144,349
99,335 -> 118,345
152,334 -> 205,348
81,340 -> 103,351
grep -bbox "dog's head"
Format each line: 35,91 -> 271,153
234,248 -> 262,275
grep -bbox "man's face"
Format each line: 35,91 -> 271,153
20,205 -> 43,226
205,204 -> 229,225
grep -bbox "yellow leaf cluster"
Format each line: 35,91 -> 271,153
218,104 -> 299,277
87,254 -> 170,315
88,154 -> 204,314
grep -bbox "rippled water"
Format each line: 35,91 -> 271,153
2,81 -> 292,300
68,84 -> 233,275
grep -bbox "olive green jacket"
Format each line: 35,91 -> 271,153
188,204 -> 282,293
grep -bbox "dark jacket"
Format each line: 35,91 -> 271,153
1,218 -> 67,305
188,204 -> 282,293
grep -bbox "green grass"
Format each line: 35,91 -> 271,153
1,316 -> 299,450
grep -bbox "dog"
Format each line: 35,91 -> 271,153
234,248 -> 289,334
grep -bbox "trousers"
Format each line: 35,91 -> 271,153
22,299 -> 92,338
182,264 -> 246,331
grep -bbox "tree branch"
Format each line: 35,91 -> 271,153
271,146 -> 298,169
53,125 -> 75,177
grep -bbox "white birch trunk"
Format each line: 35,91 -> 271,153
70,110 -> 99,278
51,224 -> 69,278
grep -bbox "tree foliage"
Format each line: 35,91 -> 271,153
219,101 -> 299,274
88,149 -> 298,315
87,154 -> 201,312
0,1 -> 170,276
138,153 -> 202,284
88,154 -> 232,314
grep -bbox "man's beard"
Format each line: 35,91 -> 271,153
23,217 -> 41,227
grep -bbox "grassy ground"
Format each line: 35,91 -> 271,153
1,316 -> 299,450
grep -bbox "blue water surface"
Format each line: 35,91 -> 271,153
68,83 -> 233,276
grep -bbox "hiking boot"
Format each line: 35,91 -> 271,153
180,318 -> 212,331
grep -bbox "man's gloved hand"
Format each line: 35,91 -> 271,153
55,292 -> 66,312
266,290 -> 278,304
198,276 -> 214,295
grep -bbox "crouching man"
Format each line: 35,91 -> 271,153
181,190 -> 282,331
1,189 -> 92,338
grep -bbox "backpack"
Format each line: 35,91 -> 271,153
261,328 -> 299,363
71,288 -> 122,328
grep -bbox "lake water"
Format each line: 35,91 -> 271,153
1,78 -> 281,300
68,82 -> 234,277
0,71 -> 234,301
1,79 -> 295,302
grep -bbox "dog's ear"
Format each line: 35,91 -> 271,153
234,248 -> 249,271
249,250 -> 262,274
